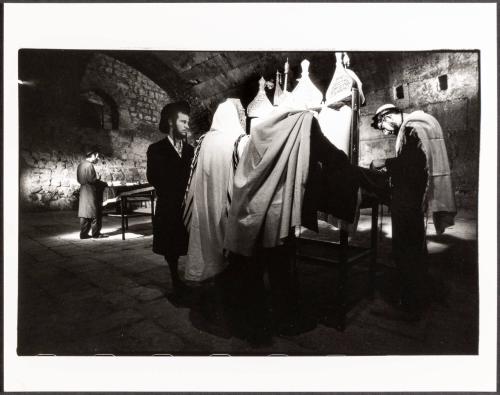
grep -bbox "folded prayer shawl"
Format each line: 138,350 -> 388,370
182,133 -> 206,231
224,110 -> 312,256
184,99 -> 247,281
317,105 -> 352,155
396,111 -> 457,233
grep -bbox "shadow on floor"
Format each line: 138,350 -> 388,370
166,227 -> 479,355
101,223 -> 154,238
17,211 -> 479,356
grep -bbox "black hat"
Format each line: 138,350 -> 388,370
159,101 -> 190,133
85,145 -> 101,158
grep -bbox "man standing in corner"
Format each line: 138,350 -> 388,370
370,103 -> 456,320
77,149 -> 108,239
147,101 -> 194,295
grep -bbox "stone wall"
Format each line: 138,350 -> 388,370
185,51 -> 479,210
357,52 -> 479,210
183,51 -> 479,210
81,54 -> 170,129
19,50 -> 480,212
19,51 -> 172,211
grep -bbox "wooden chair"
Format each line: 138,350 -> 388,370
295,85 -> 380,331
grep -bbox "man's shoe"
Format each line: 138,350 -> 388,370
80,234 -> 91,239
92,233 -> 109,239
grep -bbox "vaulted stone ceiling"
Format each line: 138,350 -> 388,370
19,49 -> 396,133
105,50 -> 396,112
19,49 -> 396,112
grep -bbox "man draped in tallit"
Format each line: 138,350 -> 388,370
183,99 -> 249,282
223,109 -> 311,256
394,110 -> 457,232
370,104 -> 456,319
223,109 -> 360,257
371,105 -> 457,233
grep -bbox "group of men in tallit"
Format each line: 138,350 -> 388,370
144,92 -> 456,336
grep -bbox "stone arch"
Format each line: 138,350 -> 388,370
80,89 -> 119,130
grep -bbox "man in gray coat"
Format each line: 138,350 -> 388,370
77,150 -> 108,239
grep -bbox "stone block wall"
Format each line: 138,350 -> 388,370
357,52 -> 479,210
19,52 -> 172,211
19,50 -> 480,212
175,50 -> 479,210
81,54 -> 171,129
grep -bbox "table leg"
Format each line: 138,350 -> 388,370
150,192 -> 155,223
335,225 -> 349,331
120,197 -> 125,240
289,230 -> 299,297
369,203 -> 379,298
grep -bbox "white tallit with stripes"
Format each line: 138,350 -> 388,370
183,99 -> 249,282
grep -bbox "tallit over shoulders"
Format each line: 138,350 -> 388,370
397,111 -> 457,233
184,99 -> 247,281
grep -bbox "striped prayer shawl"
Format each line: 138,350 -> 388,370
182,134 -> 206,231
225,133 -> 247,217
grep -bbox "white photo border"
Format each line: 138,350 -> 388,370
4,2 -> 497,391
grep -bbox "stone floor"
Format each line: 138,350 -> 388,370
17,208 -> 478,356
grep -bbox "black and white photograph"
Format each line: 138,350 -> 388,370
17,48 -> 480,356
4,2 -> 497,392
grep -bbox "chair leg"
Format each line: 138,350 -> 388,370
150,194 -> 155,223
289,232 -> 300,298
369,203 -> 379,299
335,226 -> 349,331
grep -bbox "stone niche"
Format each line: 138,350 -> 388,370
19,51 -> 173,211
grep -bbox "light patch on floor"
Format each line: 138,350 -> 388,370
17,210 -> 478,356
58,227 -> 151,240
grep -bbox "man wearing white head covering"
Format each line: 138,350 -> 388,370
183,99 -> 249,282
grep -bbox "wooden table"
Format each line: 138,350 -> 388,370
103,185 -> 156,240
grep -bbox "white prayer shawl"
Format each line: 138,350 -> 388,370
224,110 -> 312,256
396,111 -> 457,233
317,105 -> 352,155
317,105 -> 360,235
184,100 -> 247,282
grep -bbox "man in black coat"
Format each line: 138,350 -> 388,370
370,104 -> 430,321
147,101 -> 194,294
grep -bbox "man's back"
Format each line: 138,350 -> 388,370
77,160 -> 96,186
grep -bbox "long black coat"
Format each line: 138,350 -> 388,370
147,138 -> 194,258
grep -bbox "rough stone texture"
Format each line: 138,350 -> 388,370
19,52 -> 172,211
357,52 -> 479,210
81,54 -> 171,129
19,50 -> 479,211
